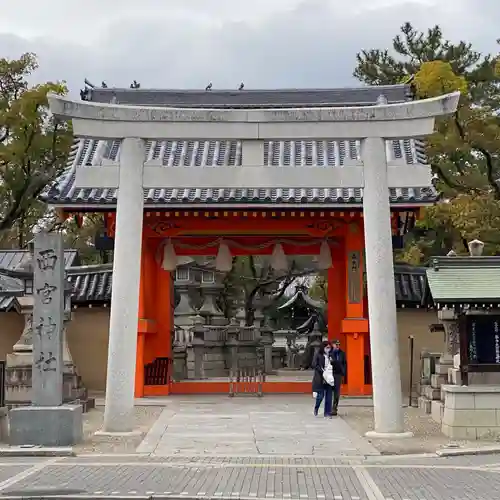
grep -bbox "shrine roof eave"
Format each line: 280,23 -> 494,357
433,298 -> 500,304
87,85 -> 413,108
0,296 -> 20,313
45,198 -> 437,212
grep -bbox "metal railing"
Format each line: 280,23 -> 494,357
228,367 -> 265,397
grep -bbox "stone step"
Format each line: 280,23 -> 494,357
431,400 -> 444,424
418,396 -> 431,414
435,362 -> 453,376
421,385 -> 441,400
431,373 -> 448,388
448,367 -> 462,385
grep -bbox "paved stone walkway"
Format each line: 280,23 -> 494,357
136,396 -> 379,457
0,455 -> 500,498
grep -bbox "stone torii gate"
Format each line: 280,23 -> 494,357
48,91 -> 460,437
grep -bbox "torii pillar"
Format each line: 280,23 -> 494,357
48,91 -> 460,435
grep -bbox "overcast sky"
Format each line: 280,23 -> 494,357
0,0 -> 497,94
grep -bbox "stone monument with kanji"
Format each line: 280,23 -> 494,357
9,232 -> 83,447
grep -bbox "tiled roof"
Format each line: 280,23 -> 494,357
64,263 -> 427,307
0,249 -> 82,309
42,138 -> 434,207
67,264 -> 113,305
0,296 -> 18,313
393,264 -> 427,306
88,85 -> 412,108
0,274 -> 23,295
426,256 -> 500,304
0,249 -> 80,270
42,84 -> 434,209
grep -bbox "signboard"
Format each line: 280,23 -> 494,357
465,315 -> 500,365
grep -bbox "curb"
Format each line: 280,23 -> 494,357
0,496 -> 267,500
0,446 -> 75,457
436,445 -> 500,457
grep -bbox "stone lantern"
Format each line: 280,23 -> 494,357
198,269 -> 226,326
468,239 -> 484,256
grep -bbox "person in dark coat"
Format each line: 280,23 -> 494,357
331,339 -> 347,416
312,341 -> 336,417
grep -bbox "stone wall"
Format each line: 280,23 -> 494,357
442,385 -> 500,440
0,307 -> 444,393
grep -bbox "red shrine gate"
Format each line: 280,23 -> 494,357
100,208 -> 406,397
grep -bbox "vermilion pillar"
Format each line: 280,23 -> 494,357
155,258 -> 174,362
135,242 -> 146,398
135,238 -> 156,397
342,220 -> 369,396
327,243 -> 345,342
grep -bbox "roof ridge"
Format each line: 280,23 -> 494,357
92,85 -> 409,93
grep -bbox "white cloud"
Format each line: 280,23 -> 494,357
0,0 -> 498,94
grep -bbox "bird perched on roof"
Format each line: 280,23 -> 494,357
238,82 -> 244,90
130,80 -> 141,89
101,81 -> 108,88
84,78 -> 95,89
205,82 -> 213,91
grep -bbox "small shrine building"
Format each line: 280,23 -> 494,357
44,85 -> 459,436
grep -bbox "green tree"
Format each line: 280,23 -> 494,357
0,53 -> 73,247
220,255 -> 317,325
353,23 -> 500,261
62,214 -> 108,265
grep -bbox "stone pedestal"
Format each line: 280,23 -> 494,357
438,309 -> 460,358
260,326 -> 274,375
9,405 -> 83,446
226,321 -> 239,375
192,319 -> 206,379
0,408 -> 8,443
6,325 -> 90,409
172,346 -> 187,381
9,232 -> 84,446
442,385 -> 500,440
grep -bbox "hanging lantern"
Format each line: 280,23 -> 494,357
162,239 -> 177,271
215,240 -> 233,272
317,241 -> 332,270
270,242 -> 288,272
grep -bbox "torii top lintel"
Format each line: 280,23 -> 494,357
48,92 -> 460,141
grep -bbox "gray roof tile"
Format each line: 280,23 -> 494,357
67,264 -> 113,304
426,256 -> 500,304
43,84 -> 434,208
43,137 -> 435,207
0,296 -> 18,312
393,264 -> 426,305
88,85 -> 411,108
0,249 -> 80,270
65,263 -> 426,307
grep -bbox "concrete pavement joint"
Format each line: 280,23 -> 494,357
353,467 -> 389,500
0,457 -> 62,492
26,460 -> 500,472
136,408 -> 177,454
